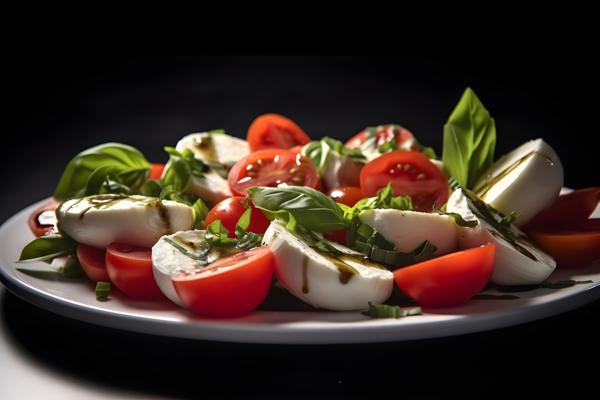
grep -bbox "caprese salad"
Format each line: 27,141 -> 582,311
18,88 -> 600,319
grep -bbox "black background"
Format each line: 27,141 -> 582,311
1,55 -> 599,397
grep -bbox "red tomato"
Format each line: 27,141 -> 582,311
345,124 -> 415,150
528,226 -> 600,268
172,247 -> 274,318
324,229 -> 347,245
247,113 -> 311,152
525,187 -> 600,231
105,243 -> 164,300
150,163 -> 165,180
76,244 -> 110,283
328,186 -> 364,207
27,198 -> 59,237
289,145 -> 304,155
394,243 -> 496,307
360,151 -> 449,212
228,149 -> 319,195
204,196 -> 271,237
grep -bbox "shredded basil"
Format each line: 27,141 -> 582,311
95,281 -> 111,301
363,302 -> 422,319
302,137 -> 365,174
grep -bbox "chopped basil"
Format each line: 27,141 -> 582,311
496,280 -> 593,292
191,198 -> 210,229
302,137 -> 365,174
363,302 -> 422,319
95,281 -> 111,301
436,211 -> 478,228
442,88 -> 497,189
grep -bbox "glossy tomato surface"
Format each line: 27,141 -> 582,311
76,244 -> 110,283
529,227 -> 600,268
394,243 -> 496,307
228,149 -> 319,195
150,163 -> 165,180
328,186 -> 364,207
105,243 -> 164,300
525,187 -> 599,231
204,196 -> 271,237
247,113 -> 311,152
345,124 -> 414,150
360,151 -> 449,211
172,247 -> 274,318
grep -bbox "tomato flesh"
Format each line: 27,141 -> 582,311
172,247 -> 274,318
247,113 -> 311,152
328,186 -> 364,207
525,187 -> 599,231
228,149 -> 319,195
528,227 -> 600,268
360,151 -> 449,211
105,243 -> 164,300
345,124 -> 415,150
76,244 -> 110,283
204,196 -> 271,237
150,163 -> 165,180
28,198 -> 59,237
394,243 -> 496,307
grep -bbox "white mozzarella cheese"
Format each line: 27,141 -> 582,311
175,132 -> 249,168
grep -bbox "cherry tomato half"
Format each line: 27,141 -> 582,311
345,124 -> 415,151
150,163 -> 165,180
172,247 -> 274,318
204,196 -> 271,237
105,243 -> 164,300
360,151 -> 449,212
394,243 -> 496,307
27,198 -> 59,237
228,149 -> 319,195
247,113 -> 311,152
525,187 -> 600,231
76,244 -> 110,283
528,226 -> 600,269
328,186 -> 364,207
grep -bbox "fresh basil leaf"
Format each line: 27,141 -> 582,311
345,184 -> 412,222
18,235 -> 77,263
302,137 -> 366,174
413,140 -> 438,159
248,186 -> 347,233
442,87 -> 497,189
207,128 -> 226,135
363,302 -> 422,319
235,207 -> 252,238
191,198 -> 210,229
500,211 -> 519,226
437,211 -> 478,228
236,232 -> 263,250
162,156 -> 191,192
205,220 -> 236,246
140,179 -> 164,197
95,281 -> 111,301
54,143 -> 151,201
377,137 -> 397,153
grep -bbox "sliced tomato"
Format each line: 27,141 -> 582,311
150,163 -> 165,180
228,149 -> 319,195
394,243 -> 496,307
345,124 -> 415,151
247,113 -> 311,152
289,145 -> 304,155
27,198 -> 59,237
328,186 -> 364,207
360,151 -> 449,211
528,226 -> 600,268
172,247 -> 274,318
525,187 -> 600,231
105,243 -> 164,300
76,244 -> 110,283
204,196 -> 271,237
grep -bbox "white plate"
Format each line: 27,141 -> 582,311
1,199 -> 599,344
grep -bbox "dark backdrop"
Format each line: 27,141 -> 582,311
2,55 -> 598,397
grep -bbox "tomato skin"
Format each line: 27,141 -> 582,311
76,244 -> 110,283
345,124 -> 415,150
360,151 -> 449,212
525,187 -> 600,231
150,163 -> 165,180
228,149 -> 319,196
204,197 -> 271,237
394,243 -> 496,307
27,198 -> 59,237
247,113 -> 311,152
328,186 -> 364,207
324,229 -> 347,245
105,243 -> 164,300
528,228 -> 600,268
172,247 -> 274,318
289,145 -> 304,155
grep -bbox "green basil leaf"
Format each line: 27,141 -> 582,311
363,302 -> 422,319
302,137 -> 366,173
500,211 -> 519,226
205,220 -> 236,246
95,281 -> 111,301
236,232 -> 263,250
437,211 -> 478,228
192,198 -> 210,229
54,143 -> 151,200
140,179 -> 164,197
442,87 -> 496,189
18,235 -> 77,263
162,157 -> 191,192
235,207 -> 252,238
248,186 -> 347,233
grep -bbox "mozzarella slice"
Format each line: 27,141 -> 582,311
58,194 -> 194,248
262,221 -> 393,311
359,209 -> 457,256
152,230 -> 242,306
473,139 -> 564,226
186,169 -> 232,205
321,152 -> 363,191
175,132 -> 249,168
446,189 -> 556,285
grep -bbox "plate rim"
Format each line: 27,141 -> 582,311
2,197 -> 600,344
